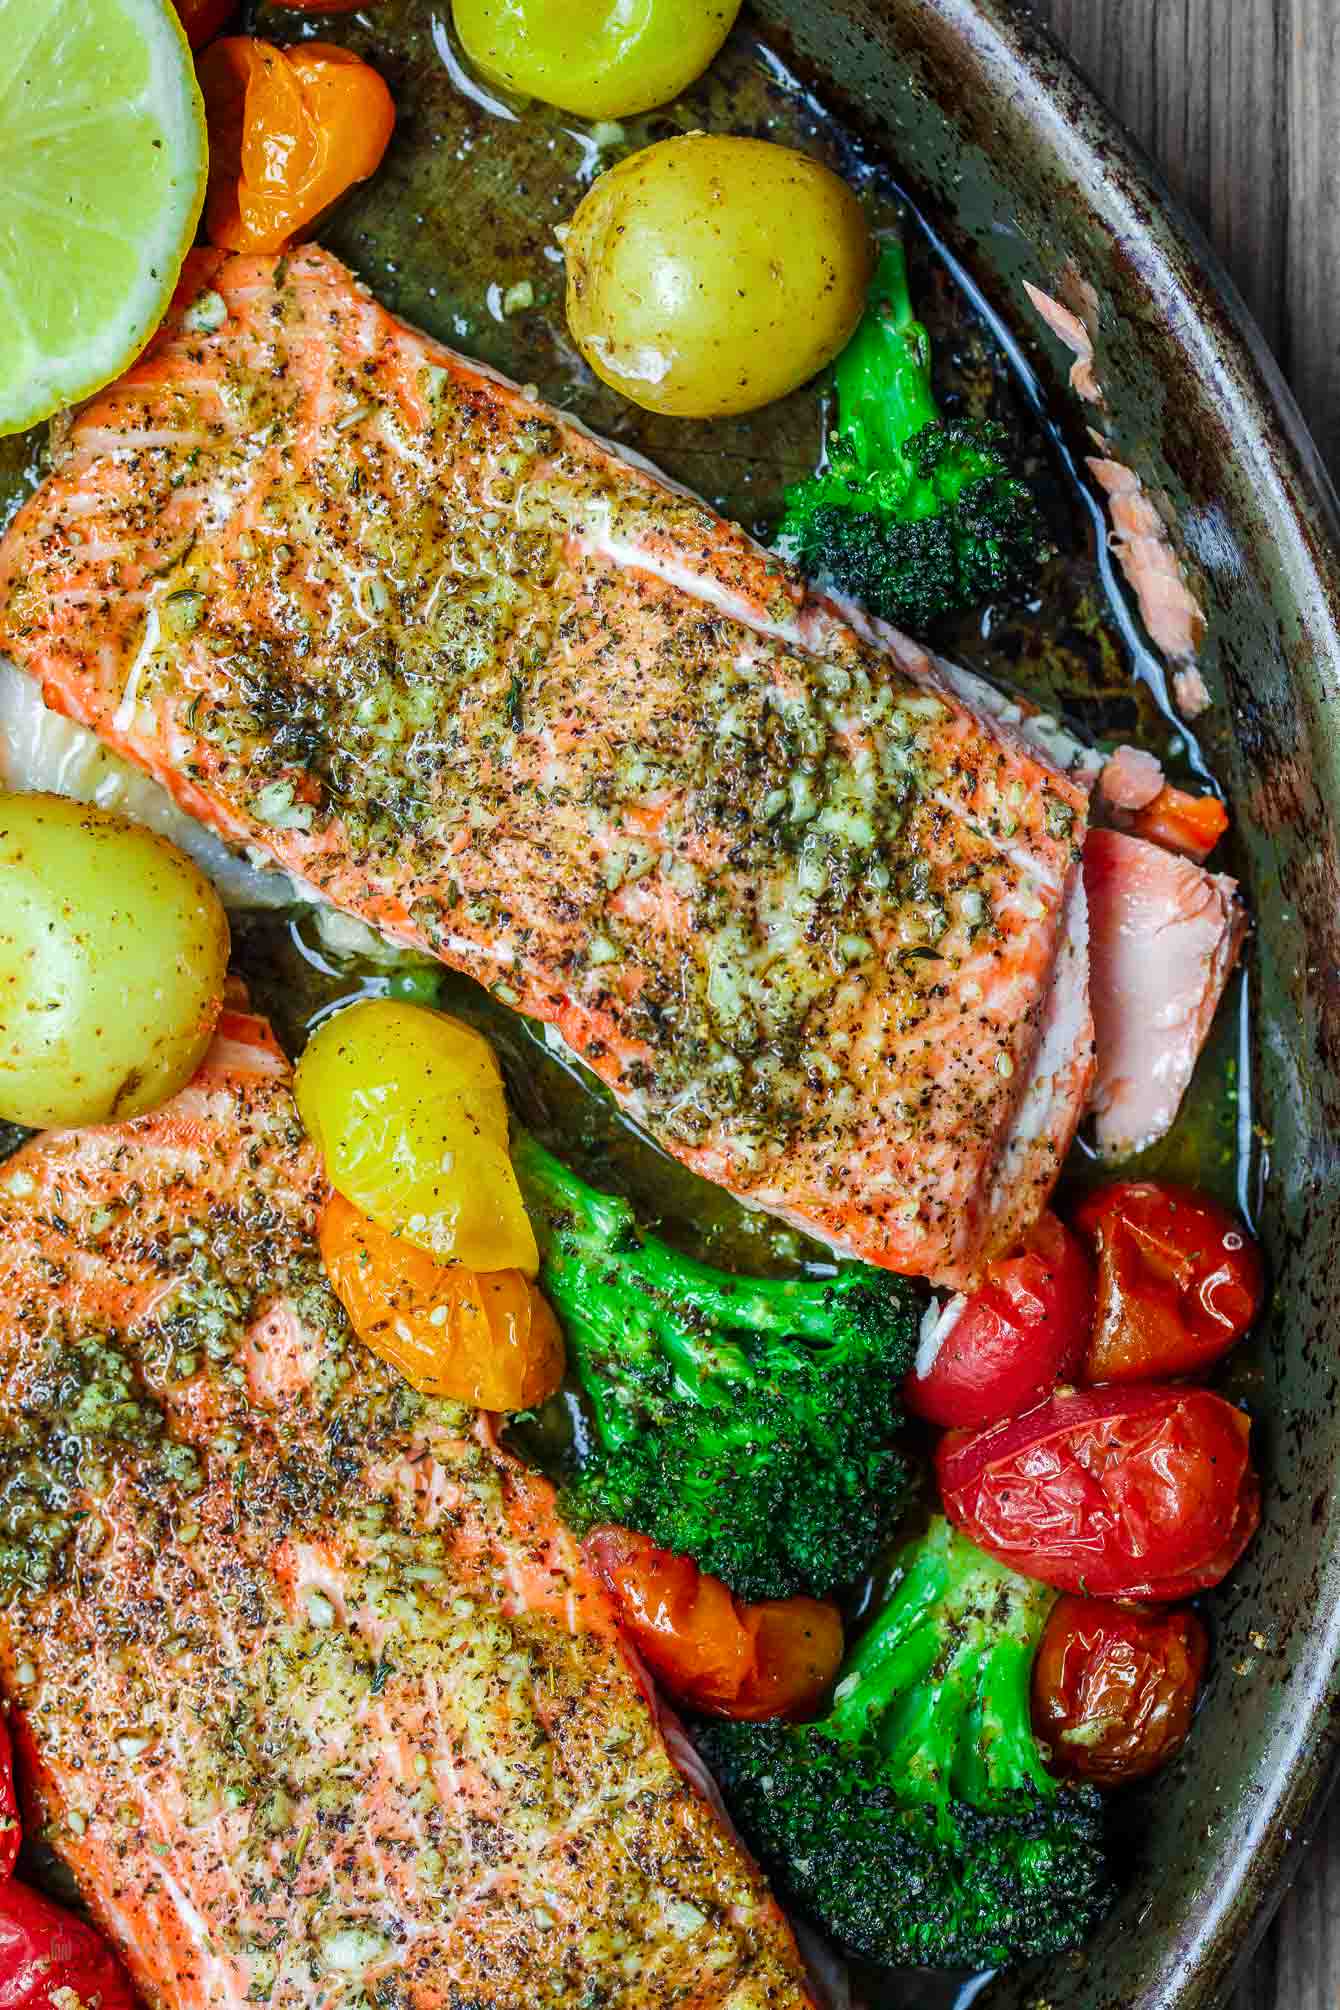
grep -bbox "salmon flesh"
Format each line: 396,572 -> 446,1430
1084,826 -> 1247,1157
0,246 -> 1092,1286
0,1013 -> 816,2010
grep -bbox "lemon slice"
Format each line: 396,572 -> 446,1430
0,0 -> 207,435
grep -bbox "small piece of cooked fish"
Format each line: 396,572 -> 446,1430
0,246 -> 1091,1288
1084,827 -> 1247,1157
0,1010 -> 816,2010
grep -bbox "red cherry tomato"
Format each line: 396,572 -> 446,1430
936,1383 -> 1260,1599
584,1525 -> 843,1721
906,1212 -> 1094,1429
0,1882 -> 137,2010
1031,1594 -> 1209,1785
0,1719 -> 16,1883
174,0 -> 235,46
1072,1181 -> 1264,1384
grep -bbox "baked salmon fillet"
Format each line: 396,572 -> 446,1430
0,245 -> 1091,1286
0,1010 -> 816,2010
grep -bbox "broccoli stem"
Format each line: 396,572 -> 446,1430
778,234 -> 1048,635
512,1128 -> 756,1448
826,1517 -> 1058,1813
699,1519 -> 1110,1969
835,242 -> 1000,511
833,240 -> 939,471
512,1127 -> 875,1345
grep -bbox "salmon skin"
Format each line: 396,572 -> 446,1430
0,1014 -> 816,2010
0,245 -> 1092,1287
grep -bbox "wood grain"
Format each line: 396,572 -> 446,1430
1028,5 -> 1339,2004
1284,1 -> 1340,469
1034,0 -> 1339,466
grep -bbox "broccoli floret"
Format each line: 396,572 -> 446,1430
779,240 -> 1047,634
512,1130 -> 919,1602
699,1517 -> 1112,1971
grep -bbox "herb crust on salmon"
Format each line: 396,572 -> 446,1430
0,246 -> 1093,1287
0,1011 -> 816,2010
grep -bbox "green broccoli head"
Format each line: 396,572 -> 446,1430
512,1129 -> 919,1602
698,1517 -> 1112,1972
779,241 -> 1048,635
784,419 -> 1046,638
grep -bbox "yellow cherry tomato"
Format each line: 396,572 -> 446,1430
319,1193 -> 564,1410
451,0 -> 742,120
564,135 -> 873,417
294,999 -> 538,1274
0,794 -> 229,1128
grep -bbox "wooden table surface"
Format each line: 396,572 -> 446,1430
1028,5 -> 1339,2005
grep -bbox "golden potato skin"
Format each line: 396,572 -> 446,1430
452,0 -> 742,121
564,135 -> 874,417
0,793 -> 229,1128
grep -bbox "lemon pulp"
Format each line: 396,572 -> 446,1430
0,0 -> 207,435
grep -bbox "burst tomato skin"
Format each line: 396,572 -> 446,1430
318,1193 -> 564,1412
1031,1594 -> 1209,1785
1073,1181 -> 1264,1385
0,1881 -> 138,2010
936,1384 -> 1260,1600
198,38 -> 395,256
906,1212 -> 1094,1429
583,1525 -> 843,1721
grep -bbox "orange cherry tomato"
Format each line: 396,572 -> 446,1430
1130,784 -> 1229,862
1072,1180 -> 1265,1385
319,1192 -> 564,1411
584,1525 -> 843,1721
1031,1594 -> 1208,1785
174,0 -> 235,46
198,37 -> 395,255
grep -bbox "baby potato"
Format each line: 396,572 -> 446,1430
564,134 -> 873,418
0,793 -> 229,1128
452,0 -> 742,121
295,999 -> 539,1275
